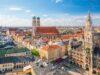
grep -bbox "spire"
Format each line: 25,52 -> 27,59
85,11 -> 92,31
87,11 -> 91,22
37,17 -> 40,26
32,16 -> 36,27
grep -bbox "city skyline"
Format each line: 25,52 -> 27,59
0,0 -> 100,27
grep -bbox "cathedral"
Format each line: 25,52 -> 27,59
32,16 -> 59,39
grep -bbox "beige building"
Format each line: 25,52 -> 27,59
69,13 -> 93,69
0,63 -> 14,72
70,45 -> 85,68
0,56 -> 33,73
39,44 -> 65,62
68,13 -> 100,74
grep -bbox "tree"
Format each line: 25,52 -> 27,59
31,49 -> 40,56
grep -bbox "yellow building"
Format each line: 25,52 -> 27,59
39,44 -> 65,62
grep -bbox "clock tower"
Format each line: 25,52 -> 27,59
84,12 -> 93,75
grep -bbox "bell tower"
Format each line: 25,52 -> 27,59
84,12 -> 93,75
37,17 -> 40,27
32,16 -> 41,37
32,16 -> 36,37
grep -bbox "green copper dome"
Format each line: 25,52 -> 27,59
32,16 -> 36,19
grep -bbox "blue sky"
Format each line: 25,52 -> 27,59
0,0 -> 100,27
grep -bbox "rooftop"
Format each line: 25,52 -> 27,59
41,45 -> 61,51
71,40 -> 83,49
0,48 -> 30,56
0,56 -> 34,64
35,27 -> 59,35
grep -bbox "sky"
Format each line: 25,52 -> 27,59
0,0 -> 100,27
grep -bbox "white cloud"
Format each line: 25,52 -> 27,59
41,14 -> 85,26
92,14 -> 100,19
0,15 -> 31,27
42,14 -> 48,17
9,7 -> 22,11
31,14 -> 35,17
41,13 -> 100,26
9,6 -> 31,14
0,13 -> 100,27
25,10 -> 31,13
54,0 -> 63,3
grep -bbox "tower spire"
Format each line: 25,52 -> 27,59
84,11 -> 93,75
85,11 -> 92,31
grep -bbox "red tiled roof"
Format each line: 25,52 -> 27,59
41,44 -> 61,51
61,32 -> 84,39
35,27 -> 59,35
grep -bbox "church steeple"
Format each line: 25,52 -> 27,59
85,12 -> 92,31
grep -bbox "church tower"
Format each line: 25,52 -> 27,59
32,16 -> 37,37
37,17 -> 40,27
84,12 -> 93,75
